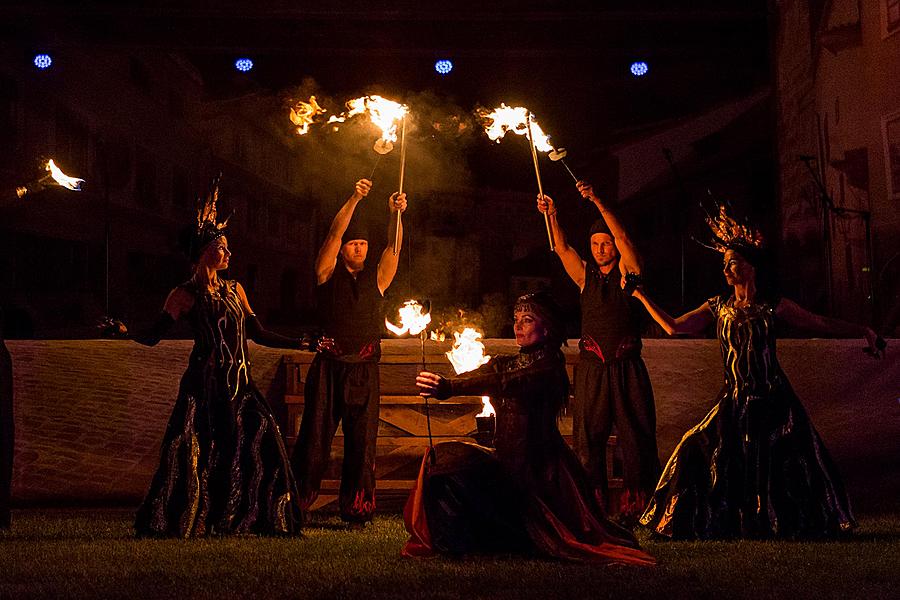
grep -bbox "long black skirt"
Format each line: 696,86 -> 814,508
640,382 -> 855,539
135,381 -> 301,537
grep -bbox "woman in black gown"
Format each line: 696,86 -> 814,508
633,206 -> 883,540
118,183 -> 310,537
403,292 -> 654,565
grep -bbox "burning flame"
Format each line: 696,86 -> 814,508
477,396 -> 496,418
385,300 -> 431,336
328,95 -> 408,144
289,95 -> 327,135
46,159 -> 84,191
475,104 -> 553,152
446,327 -> 491,375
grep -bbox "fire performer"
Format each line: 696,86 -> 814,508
291,178 -> 407,523
636,205 -> 883,539
107,181 -> 309,537
0,309 -> 12,530
537,183 -> 660,522
404,292 -> 654,565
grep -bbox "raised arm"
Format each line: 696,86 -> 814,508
315,179 -> 371,285
577,181 -> 642,277
776,298 -> 881,354
632,287 -> 713,336
377,191 -> 407,295
537,193 -> 587,290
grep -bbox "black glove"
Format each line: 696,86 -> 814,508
98,316 -> 129,338
246,314 -> 304,350
622,272 -> 643,296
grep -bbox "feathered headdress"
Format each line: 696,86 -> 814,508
189,174 -> 231,261
702,202 -> 765,263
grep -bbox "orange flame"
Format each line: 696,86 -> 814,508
289,95 -> 327,135
446,327 -> 491,375
385,300 -> 431,336
46,159 -> 84,191
477,396 -> 496,418
475,104 -> 553,152
328,95 -> 408,144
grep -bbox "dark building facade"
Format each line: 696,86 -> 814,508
0,46 -> 318,337
774,0 -> 900,333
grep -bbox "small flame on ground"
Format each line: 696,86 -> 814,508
329,95 -> 408,144
475,104 -> 553,152
477,396 -> 496,418
289,95 -> 327,135
446,327 -> 491,375
46,159 -> 85,191
386,300 -> 431,336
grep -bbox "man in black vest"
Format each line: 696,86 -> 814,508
537,182 -> 660,522
291,178 -> 406,523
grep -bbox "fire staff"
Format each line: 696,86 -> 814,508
291,179 -> 407,524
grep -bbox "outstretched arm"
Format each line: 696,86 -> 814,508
577,181 -> 642,277
537,194 -> 587,290
315,179 -> 371,285
235,282 -> 311,349
377,191 -> 407,295
776,298 -> 881,354
632,287 -> 713,336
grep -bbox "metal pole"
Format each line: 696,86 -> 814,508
420,329 -> 435,464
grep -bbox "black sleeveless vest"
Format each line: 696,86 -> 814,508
579,260 -> 643,362
316,263 -> 383,361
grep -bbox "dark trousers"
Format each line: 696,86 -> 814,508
291,354 -> 380,522
0,339 -> 12,529
572,357 -> 660,515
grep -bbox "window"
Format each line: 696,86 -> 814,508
883,111 -> 900,200
884,0 -> 900,36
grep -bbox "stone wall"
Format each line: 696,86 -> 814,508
7,339 -> 899,512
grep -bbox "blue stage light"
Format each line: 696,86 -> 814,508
630,61 -> 649,77
34,54 -> 53,70
434,59 -> 453,75
234,58 -> 254,72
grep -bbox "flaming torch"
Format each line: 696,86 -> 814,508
476,104 -> 555,250
445,327 -> 495,446
17,159 -> 85,198
329,95 -> 410,251
386,300 -> 436,459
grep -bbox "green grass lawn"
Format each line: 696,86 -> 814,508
2,509 -> 898,599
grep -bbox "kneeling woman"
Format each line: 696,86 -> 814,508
403,292 -> 654,565
119,182 -> 309,537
